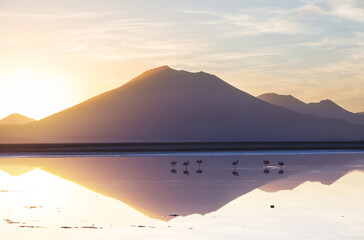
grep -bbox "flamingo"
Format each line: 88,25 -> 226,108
195,160 -> 203,174
278,161 -> 285,167
232,170 -> 239,176
183,161 -> 189,174
232,160 -> 239,166
278,169 -> 284,175
263,169 -> 270,174
263,160 -> 270,165
170,161 -> 177,174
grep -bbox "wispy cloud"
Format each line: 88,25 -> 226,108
310,0 -> 364,22
179,8 -> 309,36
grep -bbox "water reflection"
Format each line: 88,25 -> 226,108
1,152 -> 364,239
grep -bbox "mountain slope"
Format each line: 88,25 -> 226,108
258,93 -> 364,125
0,113 -> 35,125
1,66 -> 364,143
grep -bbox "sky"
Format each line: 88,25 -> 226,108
0,0 -> 364,120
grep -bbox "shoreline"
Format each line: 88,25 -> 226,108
0,142 -> 364,156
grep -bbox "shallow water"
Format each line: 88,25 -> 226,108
1,152 -> 364,239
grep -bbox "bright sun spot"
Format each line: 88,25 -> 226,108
0,69 -> 73,120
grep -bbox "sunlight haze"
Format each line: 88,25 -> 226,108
1,0 -> 363,119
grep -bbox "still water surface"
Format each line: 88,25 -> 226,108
1,152 -> 364,239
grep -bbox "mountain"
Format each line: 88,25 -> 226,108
1,66 -> 364,143
258,93 -> 364,125
0,113 -> 35,125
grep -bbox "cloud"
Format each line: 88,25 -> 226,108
306,0 -> 364,22
179,8 -> 308,36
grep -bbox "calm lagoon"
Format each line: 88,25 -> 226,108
1,151 -> 364,240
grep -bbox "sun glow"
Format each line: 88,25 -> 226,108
0,69 -> 74,120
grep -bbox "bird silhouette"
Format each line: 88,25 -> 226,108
232,160 -> 239,166
263,169 -> 270,174
278,161 -> 285,167
195,160 -> 203,174
182,161 -> 190,174
232,170 -> 239,176
278,169 -> 284,175
170,160 -> 177,174
263,160 -> 270,165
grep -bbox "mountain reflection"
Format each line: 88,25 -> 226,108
0,153 -> 364,221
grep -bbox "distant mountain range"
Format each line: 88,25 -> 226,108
0,113 -> 35,125
1,66 -> 364,143
258,93 -> 364,125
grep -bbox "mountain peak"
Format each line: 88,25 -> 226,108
258,93 -> 306,108
0,113 -> 35,125
260,93 -> 364,125
123,65 -> 230,91
139,65 -> 173,76
318,99 -> 335,105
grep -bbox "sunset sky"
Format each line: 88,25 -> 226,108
1,0 -> 363,120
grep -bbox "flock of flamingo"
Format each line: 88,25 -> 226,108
170,159 -> 285,176
170,160 -> 203,175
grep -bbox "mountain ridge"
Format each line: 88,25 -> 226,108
0,113 -> 35,125
1,66 -> 364,143
258,93 -> 364,125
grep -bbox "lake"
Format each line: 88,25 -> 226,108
1,151 -> 364,239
